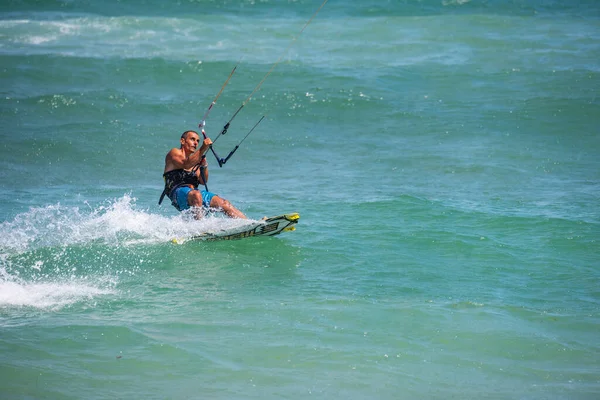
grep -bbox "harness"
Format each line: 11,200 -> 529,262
158,167 -> 203,210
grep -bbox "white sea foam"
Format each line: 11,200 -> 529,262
0,194 -> 259,252
0,279 -> 115,310
0,195 -> 259,310
0,15 -> 254,60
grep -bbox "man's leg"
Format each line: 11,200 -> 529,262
188,189 -> 247,219
187,190 -> 206,220
210,195 -> 247,219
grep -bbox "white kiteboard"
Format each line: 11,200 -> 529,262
172,213 -> 299,243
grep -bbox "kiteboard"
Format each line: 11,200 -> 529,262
172,213 -> 299,243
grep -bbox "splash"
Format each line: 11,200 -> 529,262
0,247 -> 119,311
0,195 -> 257,311
0,194 -> 257,252
0,279 -> 115,311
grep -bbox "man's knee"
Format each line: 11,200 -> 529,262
210,195 -> 230,209
188,190 -> 203,207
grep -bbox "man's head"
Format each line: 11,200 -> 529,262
181,130 -> 198,140
180,130 -> 200,152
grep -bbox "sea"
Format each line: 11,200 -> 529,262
1,0 -> 599,398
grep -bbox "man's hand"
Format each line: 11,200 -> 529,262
199,132 -> 213,156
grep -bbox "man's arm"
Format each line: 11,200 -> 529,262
188,138 -> 211,167
198,156 -> 209,185
165,138 -> 212,171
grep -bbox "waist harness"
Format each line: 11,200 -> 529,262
158,168 -> 200,210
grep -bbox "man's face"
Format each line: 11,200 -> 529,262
181,132 -> 200,152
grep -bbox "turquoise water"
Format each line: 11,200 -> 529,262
1,0 -> 599,398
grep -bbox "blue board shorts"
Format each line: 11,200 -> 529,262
174,186 -> 216,211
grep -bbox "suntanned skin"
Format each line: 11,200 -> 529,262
164,130 -> 247,219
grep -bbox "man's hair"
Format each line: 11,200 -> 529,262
181,130 -> 198,140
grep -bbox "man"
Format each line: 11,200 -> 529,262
160,130 -> 247,219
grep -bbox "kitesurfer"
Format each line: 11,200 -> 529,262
160,130 -> 247,219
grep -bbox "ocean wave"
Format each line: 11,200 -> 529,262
0,194 -> 259,253
0,194 -> 267,311
0,278 -> 116,311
